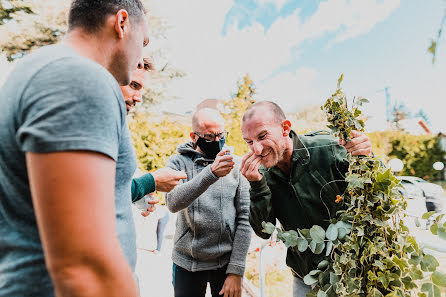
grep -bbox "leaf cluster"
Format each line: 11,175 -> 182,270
263,75 -> 446,297
321,74 -> 368,142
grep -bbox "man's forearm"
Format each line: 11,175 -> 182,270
248,177 -> 276,239
166,166 -> 218,213
51,260 -> 137,297
131,173 -> 156,202
228,177 -> 252,275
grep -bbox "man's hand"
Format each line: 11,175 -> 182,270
338,130 -> 373,156
141,195 -> 159,217
152,167 -> 187,192
240,151 -> 263,182
219,274 -> 242,297
211,150 -> 235,178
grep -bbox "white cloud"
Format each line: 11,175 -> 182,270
149,1 -> 306,110
256,67 -> 319,112
301,0 -> 400,43
148,0 -> 401,115
256,0 -> 289,10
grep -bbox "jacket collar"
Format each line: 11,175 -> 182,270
290,130 -> 310,166
266,130 -> 310,180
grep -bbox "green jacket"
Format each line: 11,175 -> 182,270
249,130 -> 349,278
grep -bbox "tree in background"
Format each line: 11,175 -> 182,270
129,112 -> 190,172
389,133 -> 445,180
0,0 -> 33,26
221,74 -> 256,156
366,131 -> 445,181
0,0 -> 184,106
288,105 -> 328,134
428,8 -> 446,64
0,1 -> 68,61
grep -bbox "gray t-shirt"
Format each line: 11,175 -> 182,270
0,44 -> 137,296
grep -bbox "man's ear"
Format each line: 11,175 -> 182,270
189,132 -> 196,141
282,120 -> 292,137
114,9 -> 129,39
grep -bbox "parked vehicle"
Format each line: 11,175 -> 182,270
396,179 -> 427,226
397,176 -> 444,213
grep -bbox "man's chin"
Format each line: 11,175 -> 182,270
260,157 -> 276,168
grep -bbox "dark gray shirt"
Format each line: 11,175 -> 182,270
0,44 -> 137,296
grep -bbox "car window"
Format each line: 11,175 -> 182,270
414,178 -> 427,183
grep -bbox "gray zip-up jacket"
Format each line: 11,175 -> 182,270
165,142 -> 251,276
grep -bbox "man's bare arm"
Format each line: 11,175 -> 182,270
26,151 -> 137,297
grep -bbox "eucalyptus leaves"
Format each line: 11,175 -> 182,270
262,75 -> 446,297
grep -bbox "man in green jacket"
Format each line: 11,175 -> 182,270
240,101 -> 373,297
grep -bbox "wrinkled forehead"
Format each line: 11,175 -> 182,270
197,119 -> 225,133
241,115 -> 278,138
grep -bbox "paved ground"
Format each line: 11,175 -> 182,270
132,196 -> 446,297
132,207 -> 253,297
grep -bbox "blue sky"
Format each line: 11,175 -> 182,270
150,0 -> 445,132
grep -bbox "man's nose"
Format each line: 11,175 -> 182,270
133,94 -> 142,103
252,141 -> 263,155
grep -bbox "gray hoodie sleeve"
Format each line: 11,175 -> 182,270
165,156 -> 219,213
226,172 -> 252,276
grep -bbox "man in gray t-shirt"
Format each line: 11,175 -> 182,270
0,1 -> 149,296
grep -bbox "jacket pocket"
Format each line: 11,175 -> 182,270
175,227 -> 191,244
309,170 -> 342,219
225,223 -> 234,244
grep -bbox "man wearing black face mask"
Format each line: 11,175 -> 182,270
165,108 -> 251,297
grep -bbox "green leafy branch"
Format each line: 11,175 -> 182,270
428,9 -> 446,64
262,75 -> 446,297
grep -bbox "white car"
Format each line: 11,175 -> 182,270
397,176 -> 444,213
398,176 -> 443,197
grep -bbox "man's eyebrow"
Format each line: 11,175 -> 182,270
243,130 -> 267,142
131,81 -> 142,89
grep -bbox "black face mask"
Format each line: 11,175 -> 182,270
196,137 -> 225,159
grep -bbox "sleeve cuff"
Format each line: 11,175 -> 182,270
249,176 -> 269,198
132,173 -> 156,202
202,165 -> 220,185
226,263 -> 245,276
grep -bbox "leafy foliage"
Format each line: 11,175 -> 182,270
220,74 -> 256,156
428,9 -> 446,64
388,134 -> 444,181
129,112 -> 190,172
0,1 -> 68,61
365,131 -> 445,182
0,0 -> 33,26
0,0 -> 184,106
263,75 -> 446,296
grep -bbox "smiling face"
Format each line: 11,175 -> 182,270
120,66 -> 146,114
241,106 -> 292,169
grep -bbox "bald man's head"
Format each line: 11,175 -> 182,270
242,101 -> 286,125
241,101 -> 292,169
192,108 -> 225,132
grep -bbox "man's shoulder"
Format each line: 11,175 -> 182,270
20,45 -> 118,92
298,130 -> 338,149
